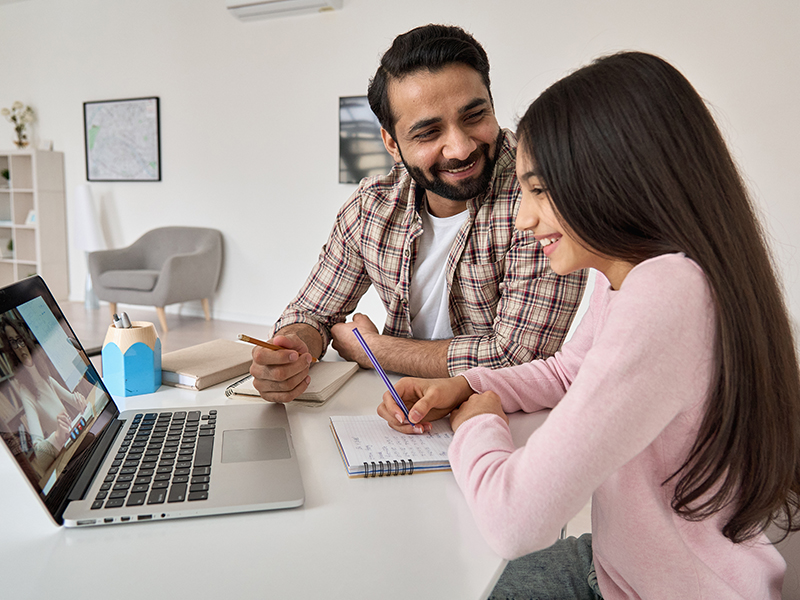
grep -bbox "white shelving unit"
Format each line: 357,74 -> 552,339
0,150 -> 68,299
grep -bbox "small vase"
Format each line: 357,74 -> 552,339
14,127 -> 29,149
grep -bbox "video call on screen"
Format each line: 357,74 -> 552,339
0,297 -> 111,496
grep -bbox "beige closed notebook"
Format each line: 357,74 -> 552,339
226,360 -> 359,403
162,339 -> 254,390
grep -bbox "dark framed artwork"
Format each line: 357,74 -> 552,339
84,97 -> 161,182
339,96 -> 395,184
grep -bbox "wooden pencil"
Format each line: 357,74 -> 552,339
238,334 -> 317,362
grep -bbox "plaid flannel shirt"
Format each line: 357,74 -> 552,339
275,129 -> 587,375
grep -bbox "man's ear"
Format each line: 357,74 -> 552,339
381,128 -> 403,164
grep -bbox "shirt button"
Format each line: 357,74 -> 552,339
404,249 -> 410,257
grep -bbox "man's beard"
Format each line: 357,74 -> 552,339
400,129 -> 503,202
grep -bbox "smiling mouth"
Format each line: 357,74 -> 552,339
442,161 -> 477,174
539,236 -> 560,247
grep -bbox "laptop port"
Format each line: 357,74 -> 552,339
104,518 -> 114,523
120,516 -> 131,522
138,514 -> 152,521
77,519 -> 96,526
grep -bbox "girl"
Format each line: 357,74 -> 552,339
378,51 -> 800,599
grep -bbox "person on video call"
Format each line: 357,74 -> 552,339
251,24 -> 587,403
0,413 -> 40,487
0,317 -> 87,475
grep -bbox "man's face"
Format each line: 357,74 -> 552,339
381,63 -> 501,206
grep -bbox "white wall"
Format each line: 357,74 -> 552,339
1,0 -> 798,328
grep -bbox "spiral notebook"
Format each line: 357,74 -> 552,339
225,361 -> 359,403
329,415 -> 453,478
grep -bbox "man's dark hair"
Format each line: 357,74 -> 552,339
367,24 -> 492,140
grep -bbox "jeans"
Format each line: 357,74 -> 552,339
488,534 -> 603,600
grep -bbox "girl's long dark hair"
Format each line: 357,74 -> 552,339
517,51 -> 800,543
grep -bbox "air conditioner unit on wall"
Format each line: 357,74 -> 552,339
226,0 -> 343,21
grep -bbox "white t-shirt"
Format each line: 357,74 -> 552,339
409,203 -> 469,340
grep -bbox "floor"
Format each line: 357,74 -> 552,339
61,301 -> 593,538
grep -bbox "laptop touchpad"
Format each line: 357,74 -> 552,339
221,428 -> 291,463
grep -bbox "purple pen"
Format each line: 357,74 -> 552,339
352,328 -> 412,424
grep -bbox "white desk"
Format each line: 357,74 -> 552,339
0,367 -> 547,600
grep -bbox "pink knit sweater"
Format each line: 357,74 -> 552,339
451,253 -> 784,599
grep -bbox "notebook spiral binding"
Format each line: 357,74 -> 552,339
363,459 -> 414,478
224,374 -> 252,397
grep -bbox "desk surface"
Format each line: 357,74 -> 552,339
0,365 -> 547,600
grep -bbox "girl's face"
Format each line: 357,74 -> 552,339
5,324 -> 33,367
515,147 -> 634,290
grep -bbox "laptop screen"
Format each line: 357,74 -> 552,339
0,277 -> 117,517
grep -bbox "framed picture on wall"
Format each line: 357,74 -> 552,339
83,97 -> 161,182
339,96 -> 395,184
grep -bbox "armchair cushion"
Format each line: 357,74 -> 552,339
98,269 -> 159,291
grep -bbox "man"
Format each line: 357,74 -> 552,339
252,24 -> 586,402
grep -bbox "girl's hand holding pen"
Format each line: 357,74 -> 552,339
377,376 -> 476,434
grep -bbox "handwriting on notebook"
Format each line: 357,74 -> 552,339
332,415 -> 453,463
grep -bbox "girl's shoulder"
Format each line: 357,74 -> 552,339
592,253 -> 707,306
624,252 -> 706,289
615,252 -> 713,322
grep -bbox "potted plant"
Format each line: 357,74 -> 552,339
0,238 -> 12,259
1,102 -> 35,148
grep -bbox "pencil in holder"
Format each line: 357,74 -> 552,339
101,321 -> 162,396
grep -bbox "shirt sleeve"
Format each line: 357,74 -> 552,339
446,230 -> 587,375
19,389 -> 60,462
273,190 -> 373,357
50,377 -> 85,411
449,257 -> 715,559
460,274 -> 603,412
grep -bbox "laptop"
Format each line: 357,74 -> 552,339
0,276 -> 304,527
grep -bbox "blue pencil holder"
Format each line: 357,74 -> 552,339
101,321 -> 162,396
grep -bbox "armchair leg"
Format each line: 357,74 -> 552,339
202,298 -> 211,321
156,307 -> 168,333
109,303 -> 117,318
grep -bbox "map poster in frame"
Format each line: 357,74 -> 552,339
83,97 -> 161,182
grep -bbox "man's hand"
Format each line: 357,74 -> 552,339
333,314 -> 450,378
249,332 -> 314,403
331,313 -> 379,369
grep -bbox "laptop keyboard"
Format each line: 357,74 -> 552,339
90,410 -> 216,510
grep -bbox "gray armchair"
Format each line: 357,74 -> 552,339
88,227 -> 223,332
